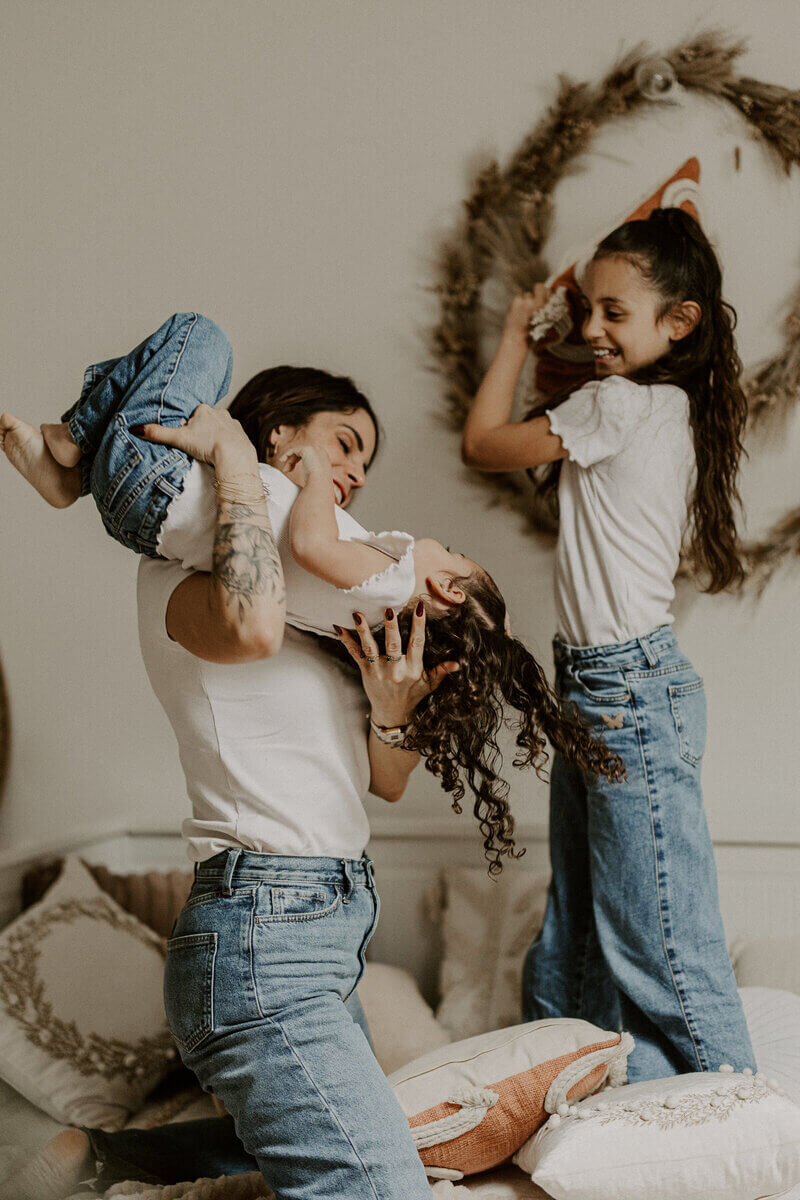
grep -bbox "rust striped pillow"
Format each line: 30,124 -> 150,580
390,1018 -> 633,1180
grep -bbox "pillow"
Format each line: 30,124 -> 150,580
740,986 -> 800,1108
734,936 -> 800,997
390,1018 -> 633,1180
22,858 -> 193,939
531,157 -> 702,398
435,867 -> 549,1040
357,962 -> 451,1075
0,856 -> 178,1128
514,1069 -> 800,1200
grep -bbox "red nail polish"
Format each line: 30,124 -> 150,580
352,613 -> 362,625
385,608 -> 394,620
130,425 -> 146,436
333,625 -> 343,635
416,600 -> 424,617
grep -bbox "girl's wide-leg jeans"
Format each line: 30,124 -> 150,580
522,625 -> 757,1082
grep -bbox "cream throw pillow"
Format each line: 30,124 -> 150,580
358,963 -> 451,1075
734,936 -> 800,997
514,1069 -> 800,1200
0,856 -> 177,1128
436,867 -> 549,1040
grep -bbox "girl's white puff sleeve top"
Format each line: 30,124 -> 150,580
546,376 -> 696,648
156,462 -> 416,636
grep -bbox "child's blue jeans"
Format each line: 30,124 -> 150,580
85,850 -> 431,1199
522,625 -> 757,1082
61,312 -> 232,556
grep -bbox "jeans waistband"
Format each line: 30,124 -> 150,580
194,848 -> 375,892
553,624 -> 678,669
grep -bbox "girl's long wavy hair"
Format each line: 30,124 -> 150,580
361,570 -> 625,875
531,207 -> 748,592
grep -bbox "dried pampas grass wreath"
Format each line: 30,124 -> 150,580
430,30 -> 800,593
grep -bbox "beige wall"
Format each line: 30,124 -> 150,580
1,0 -> 798,857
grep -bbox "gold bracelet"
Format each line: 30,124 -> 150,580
213,473 -> 270,505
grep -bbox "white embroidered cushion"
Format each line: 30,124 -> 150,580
390,1018 -> 633,1179
0,856 -> 177,1128
514,1069 -> 800,1200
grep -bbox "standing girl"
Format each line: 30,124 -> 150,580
462,206 -> 756,1082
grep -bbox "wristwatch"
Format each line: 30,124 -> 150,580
368,715 -> 410,747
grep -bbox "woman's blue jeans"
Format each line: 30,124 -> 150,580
87,850 -> 431,1199
61,312 -> 232,556
522,625 -> 756,1082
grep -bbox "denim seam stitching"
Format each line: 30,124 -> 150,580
629,694 -> 704,1071
624,663 -> 695,680
248,887 -> 263,1020
157,313 -> 198,424
267,1015 -> 383,1199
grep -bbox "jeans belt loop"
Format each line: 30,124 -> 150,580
363,855 -> 376,890
221,848 -> 241,896
341,859 -> 354,904
638,633 -> 659,668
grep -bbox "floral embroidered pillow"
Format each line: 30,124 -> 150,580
390,1018 -> 633,1180
514,1069 -> 800,1200
532,157 -> 702,399
0,856 -> 177,1128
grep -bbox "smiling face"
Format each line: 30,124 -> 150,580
268,408 -> 378,507
581,255 -> 675,378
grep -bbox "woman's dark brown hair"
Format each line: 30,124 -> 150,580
370,572 -> 625,874
595,208 -> 747,591
228,365 -> 380,466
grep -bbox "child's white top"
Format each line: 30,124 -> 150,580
546,376 -> 695,647
157,462 -> 416,635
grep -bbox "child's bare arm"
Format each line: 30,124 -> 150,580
462,288 -> 568,471
286,446 -> 390,588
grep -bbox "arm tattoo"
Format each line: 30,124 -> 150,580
213,518 -> 285,623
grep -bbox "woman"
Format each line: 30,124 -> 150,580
5,354 -> 447,1200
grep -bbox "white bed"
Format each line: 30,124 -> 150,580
0,821 -> 798,1199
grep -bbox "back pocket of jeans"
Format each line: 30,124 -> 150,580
164,932 -> 218,1052
668,679 -> 707,765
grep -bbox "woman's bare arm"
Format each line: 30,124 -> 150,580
336,604 -> 460,803
139,405 -> 287,662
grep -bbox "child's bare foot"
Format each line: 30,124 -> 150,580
0,1128 -> 93,1199
41,421 -> 82,468
0,413 -> 81,508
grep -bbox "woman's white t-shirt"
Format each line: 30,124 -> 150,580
546,376 -> 695,647
157,462 -> 415,636
137,557 -> 372,862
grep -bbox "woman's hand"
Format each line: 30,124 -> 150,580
134,404 -> 257,470
335,603 -> 460,726
502,285 -> 551,344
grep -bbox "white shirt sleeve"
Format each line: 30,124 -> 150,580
546,376 -> 651,468
155,462 -> 416,638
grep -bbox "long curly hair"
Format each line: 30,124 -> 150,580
529,209 -> 748,591
365,570 -> 625,874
